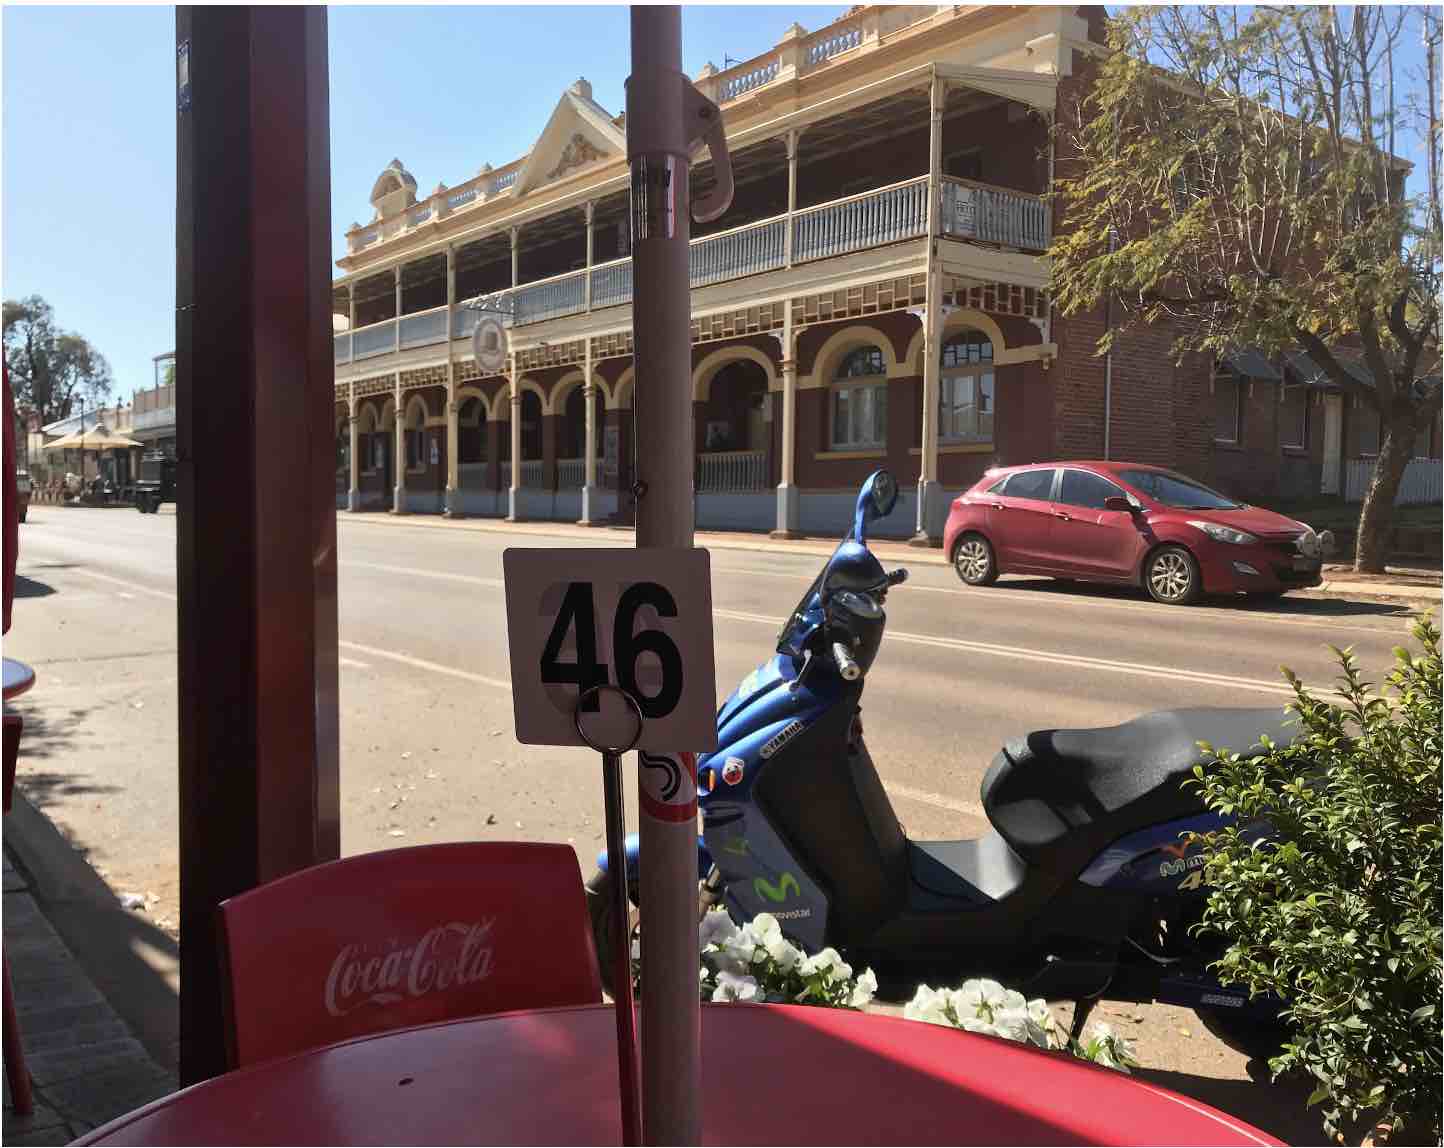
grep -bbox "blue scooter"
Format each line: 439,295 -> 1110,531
588,470 -> 1288,1055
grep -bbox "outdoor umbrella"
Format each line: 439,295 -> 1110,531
43,422 -> 142,488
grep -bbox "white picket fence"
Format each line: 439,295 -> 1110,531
1344,457 -> 1443,504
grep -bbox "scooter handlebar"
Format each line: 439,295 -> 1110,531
831,641 -> 861,681
885,568 -> 908,586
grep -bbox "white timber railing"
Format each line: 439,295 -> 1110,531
698,450 -> 767,492
793,177 -> 928,262
1345,457 -> 1444,504
352,318 -> 398,359
940,178 -> 1049,251
557,458 -> 586,488
398,306 -> 449,349
338,173 -> 1043,366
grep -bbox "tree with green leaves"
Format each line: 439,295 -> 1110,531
1051,7 -> 1442,573
1188,617 -> 1441,1143
2,295 -> 114,427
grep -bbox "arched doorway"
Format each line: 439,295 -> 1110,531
696,359 -> 770,491
458,395 -> 487,491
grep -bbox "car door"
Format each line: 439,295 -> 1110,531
1048,468 -> 1144,579
986,467 -> 1059,570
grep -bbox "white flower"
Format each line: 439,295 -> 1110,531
904,985 -> 953,1027
750,913 -> 783,946
711,971 -> 759,1003
1024,998 -> 1062,1048
714,930 -> 757,975
848,967 -> 878,1009
798,947 -> 849,980
699,909 -> 739,949
630,938 -> 641,961
988,1005 -> 1032,1043
764,934 -> 801,972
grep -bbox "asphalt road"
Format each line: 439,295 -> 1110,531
3,503 -> 1423,1139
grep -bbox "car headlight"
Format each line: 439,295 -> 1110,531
1187,520 -> 1258,546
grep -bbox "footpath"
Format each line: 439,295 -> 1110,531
2,796 -> 177,1143
340,509 -> 1443,607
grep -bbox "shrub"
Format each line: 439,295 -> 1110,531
1188,616 -> 1442,1143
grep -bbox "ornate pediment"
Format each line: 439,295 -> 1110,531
547,134 -> 607,182
511,78 -> 626,198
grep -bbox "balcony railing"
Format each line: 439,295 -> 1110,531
794,177 -> 927,263
339,177 -> 1043,365
132,406 -> 177,432
498,459 -> 544,488
692,217 -> 786,287
590,259 -> 632,310
557,458 -> 586,488
940,178 -> 1049,252
353,318 -> 398,359
399,306 -> 449,349
698,449 -> 767,492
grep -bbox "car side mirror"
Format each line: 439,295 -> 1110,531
1103,496 -> 1136,513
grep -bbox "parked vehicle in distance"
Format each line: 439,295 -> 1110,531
14,470 -> 31,522
944,462 -> 1332,605
135,450 -> 176,514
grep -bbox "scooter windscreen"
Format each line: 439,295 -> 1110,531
775,543 -> 841,658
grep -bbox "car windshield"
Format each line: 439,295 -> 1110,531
1119,468 -> 1243,510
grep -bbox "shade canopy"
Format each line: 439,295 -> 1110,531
43,423 -> 142,451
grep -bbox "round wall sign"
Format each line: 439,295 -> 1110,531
472,313 -> 508,374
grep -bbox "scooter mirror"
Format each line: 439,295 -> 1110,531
854,470 -> 897,543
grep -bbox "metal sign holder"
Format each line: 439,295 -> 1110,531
575,683 -> 645,1147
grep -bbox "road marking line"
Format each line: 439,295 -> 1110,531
885,783 -> 987,821
332,639 -> 512,692
712,607 -> 1303,698
340,561 -> 504,589
339,657 -> 370,670
711,563 -> 1408,635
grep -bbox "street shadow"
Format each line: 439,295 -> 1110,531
6,792 -> 180,1076
994,577 -> 1415,620
1132,1064 -> 1372,1147
12,575 -> 55,599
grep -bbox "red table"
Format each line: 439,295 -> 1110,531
77,1003 -> 1279,1146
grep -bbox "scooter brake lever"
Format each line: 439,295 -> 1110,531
788,648 -> 814,693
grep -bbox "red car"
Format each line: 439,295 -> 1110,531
943,462 -> 1331,605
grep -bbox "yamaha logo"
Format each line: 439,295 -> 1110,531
760,720 -> 805,760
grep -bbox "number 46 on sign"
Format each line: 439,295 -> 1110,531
501,548 -> 718,752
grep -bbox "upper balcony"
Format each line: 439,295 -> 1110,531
333,73 -> 1054,371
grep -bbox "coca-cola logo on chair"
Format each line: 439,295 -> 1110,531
324,919 -> 496,1018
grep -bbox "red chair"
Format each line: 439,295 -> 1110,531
217,842 -> 601,1068
3,711 -> 35,1115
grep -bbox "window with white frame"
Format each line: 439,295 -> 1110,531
1280,385 -> 1308,449
1214,376 -> 1242,443
830,346 -> 888,449
939,331 -> 994,443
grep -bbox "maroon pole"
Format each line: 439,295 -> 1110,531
175,5 -> 340,1084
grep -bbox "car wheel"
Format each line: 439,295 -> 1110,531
1145,545 -> 1201,605
952,533 -> 997,586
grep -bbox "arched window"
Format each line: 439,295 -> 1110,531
830,345 -> 888,449
939,331 -> 993,444
458,397 -> 486,464
404,401 -> 427,470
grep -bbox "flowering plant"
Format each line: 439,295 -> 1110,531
698,910 -> 878,1009
904,979 -> 1138,1073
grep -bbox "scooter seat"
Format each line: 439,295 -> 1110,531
980,708 -> 1295,878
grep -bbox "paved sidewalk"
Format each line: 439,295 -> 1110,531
2,847 -> 175,1144
341,509 -> 1443,604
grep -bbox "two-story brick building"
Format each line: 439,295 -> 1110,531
329,4 -> 1440,546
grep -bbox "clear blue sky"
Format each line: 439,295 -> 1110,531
2,4 -> 845,405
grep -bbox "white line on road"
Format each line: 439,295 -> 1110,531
43,567 -> 1090,825
339,561 -> 504,589
713,608 -> 1302,698
339,657 -> 371,670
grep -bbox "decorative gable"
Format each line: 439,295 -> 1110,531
511,78 -> 625,198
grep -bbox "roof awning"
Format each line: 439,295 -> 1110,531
1283,350 -> 1373,389
1223,349 -> 1281,381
